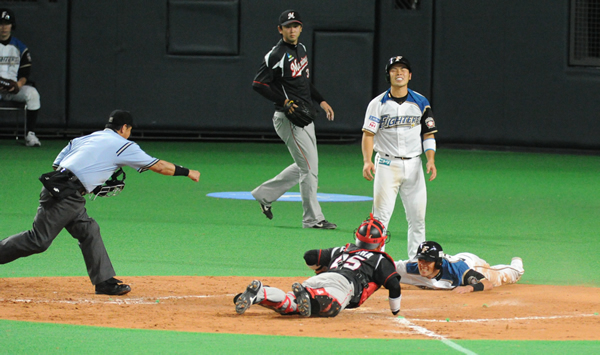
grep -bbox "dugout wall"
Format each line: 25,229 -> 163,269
1,0 -> 598,150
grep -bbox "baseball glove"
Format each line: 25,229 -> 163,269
284,100 -> 316,127
315,265 -> 328,274
308,264 -> 329,275
0,77 -> 19,94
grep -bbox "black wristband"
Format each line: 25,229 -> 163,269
173,165 -> 190,177
471,282 -> 484,292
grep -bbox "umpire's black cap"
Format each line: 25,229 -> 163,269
106,110 -> 134,129
279,9 -> 302,26
0,9 -> 16,29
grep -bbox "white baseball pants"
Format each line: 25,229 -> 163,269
372,152 -> 427,259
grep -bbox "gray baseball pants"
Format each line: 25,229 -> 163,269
252,111 -> 324,227
0,187 -> 116,285
256,272 -> 355,314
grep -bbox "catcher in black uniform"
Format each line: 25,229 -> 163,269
234,215 -> 401,317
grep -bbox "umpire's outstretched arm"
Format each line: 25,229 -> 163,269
149,160 -> 200,182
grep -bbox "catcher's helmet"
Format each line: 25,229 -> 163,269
415,241 -> 444,269
355,214 -> 388,250
385,56 -> 411,82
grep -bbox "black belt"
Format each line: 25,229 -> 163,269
58,167 -> 87,195
383,154 -> 413,160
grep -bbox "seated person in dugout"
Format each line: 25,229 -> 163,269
234,215 -> 401,317
395,241 -> 524,293
0,8 -> 42,147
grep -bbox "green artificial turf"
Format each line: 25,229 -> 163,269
1,138 -> 599,353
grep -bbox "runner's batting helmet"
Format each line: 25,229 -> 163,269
355,214 -> 388,250
416,241 -> 444,269
385,55 -> 412,82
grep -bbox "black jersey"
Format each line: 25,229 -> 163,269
252,39 -> 324,111
304,244 -> 401,307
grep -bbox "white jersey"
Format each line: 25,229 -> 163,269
362,88 -> 436,158
0,36 -> 30,81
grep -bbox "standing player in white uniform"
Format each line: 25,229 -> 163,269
396,241 -> 524,292
251,10 -> 336,229
0,8 -> 42,147
362,56 -> 438,258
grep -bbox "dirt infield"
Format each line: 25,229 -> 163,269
1,276 -> 598,340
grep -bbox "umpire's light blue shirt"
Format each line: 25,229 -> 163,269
53,129 -> 159,193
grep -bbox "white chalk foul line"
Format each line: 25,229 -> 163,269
395,317 -> 478,355
409,313 -> 598,323
0,294 -> 229,305
394,313 -> 598,353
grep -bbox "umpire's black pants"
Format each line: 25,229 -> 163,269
0,187 -> 116,285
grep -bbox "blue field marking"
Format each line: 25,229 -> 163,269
206,191 -> 373,202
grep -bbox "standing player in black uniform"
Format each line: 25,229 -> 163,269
251,9 -> 336,229
234,215 -> 401,317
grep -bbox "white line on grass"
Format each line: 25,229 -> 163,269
409,314 -> 598,323
395,316 -> 478,355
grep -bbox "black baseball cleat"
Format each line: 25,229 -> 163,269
260,204 -> 273,220
95,277 -> 131,295
311,220 -> 337,229
235,280 -> 262,315
292,282 -> 311,317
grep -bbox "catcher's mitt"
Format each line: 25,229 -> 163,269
284,100 -> 315,127
314,265 -> 328,275
308,264 -> 328,275
0,77 -> 19,94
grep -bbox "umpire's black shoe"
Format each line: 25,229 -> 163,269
260,204 -> 273,220
95,277 -> 131,296
311,220 -> 337,229
292,282 -> 311,317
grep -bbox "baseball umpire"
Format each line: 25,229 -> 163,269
250,9 -> 336,229
234,214 -> 401,317
0,110 -> 200,295
396,241 -> 524,293
362,56 -> 438,258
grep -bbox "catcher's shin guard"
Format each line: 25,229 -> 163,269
259,295 -> 298,315
308,288 -> 342,317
